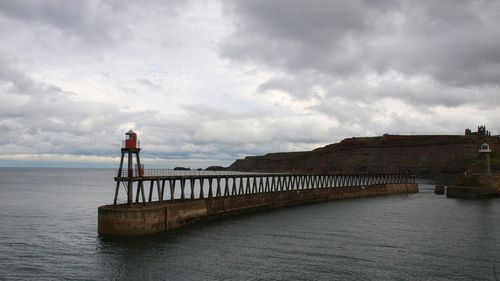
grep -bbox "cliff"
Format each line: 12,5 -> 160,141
228,135 -> 500,176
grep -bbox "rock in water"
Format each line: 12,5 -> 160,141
434,185 -> 445,194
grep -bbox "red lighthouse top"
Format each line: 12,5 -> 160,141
124,130 -> 139,149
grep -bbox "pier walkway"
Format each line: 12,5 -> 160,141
113,170 -> 416,205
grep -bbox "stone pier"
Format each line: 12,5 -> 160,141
99,183 -> 418,236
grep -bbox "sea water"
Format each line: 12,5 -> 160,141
1,168 -> 499,280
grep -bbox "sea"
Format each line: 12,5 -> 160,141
1,167 -> 500,281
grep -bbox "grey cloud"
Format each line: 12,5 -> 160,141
258,74 -> 321,100
372,1 -> 500,87
4,0 -> 500,167
225,0 -> 397,46
222,0 -> 500,107
0,63 -> 138,155
0,62 -> 39,95
311,97 -> 380,125
137,78 -> 164,91
222,0 -> 398,76
0,0 -> 118,45
0,62 -> 332,165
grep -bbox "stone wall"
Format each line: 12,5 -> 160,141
455,174 -> 500,189
447,174 -> 500,198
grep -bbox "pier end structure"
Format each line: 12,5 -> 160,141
113,130 -> 146,206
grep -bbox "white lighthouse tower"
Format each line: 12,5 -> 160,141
479,143 -> 492,175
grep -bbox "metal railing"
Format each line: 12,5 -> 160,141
117,169 -> 267,177
113,172 -> 416,205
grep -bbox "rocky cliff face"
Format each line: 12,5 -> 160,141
228,135 -> 500,176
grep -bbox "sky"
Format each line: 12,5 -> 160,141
1,0 -> 500,168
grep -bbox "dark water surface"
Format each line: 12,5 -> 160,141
1,168 -> 500,281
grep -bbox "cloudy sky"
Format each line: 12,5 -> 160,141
1,0 -> 499,168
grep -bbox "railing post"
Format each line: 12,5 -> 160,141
231,177 -> 237,195
238,177 -> 244,194
170,179 -> 176,202
199,178 -> 205,199
224,177 -> 230,197
113,181 -> 121,206
246,177 -> 251,194
156,180 -> 162,204
249,177 -> 255,193
190,178 -> 195,200
216,178 -> 221,197
208,178 -> 213,198
135,181 -> 141,203
180,178 -> 186,201
148,180 -> 154,202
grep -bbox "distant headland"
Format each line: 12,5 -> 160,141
228,126 -> 500,177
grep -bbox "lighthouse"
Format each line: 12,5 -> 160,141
479,143 -> 492,175
113,130 -> 146,206
124,129 -> 138,149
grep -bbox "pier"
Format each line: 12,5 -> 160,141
98,131 -> 419,236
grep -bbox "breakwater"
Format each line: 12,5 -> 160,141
98,173 -> 418,236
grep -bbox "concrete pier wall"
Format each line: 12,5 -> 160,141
98,183 -> 418,236
446,174 -> 500,198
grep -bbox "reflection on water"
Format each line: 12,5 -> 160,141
1,168 -> 500,280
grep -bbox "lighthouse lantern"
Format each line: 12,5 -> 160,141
124,130 -> 138,149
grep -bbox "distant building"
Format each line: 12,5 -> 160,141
465,125 -> 491,136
